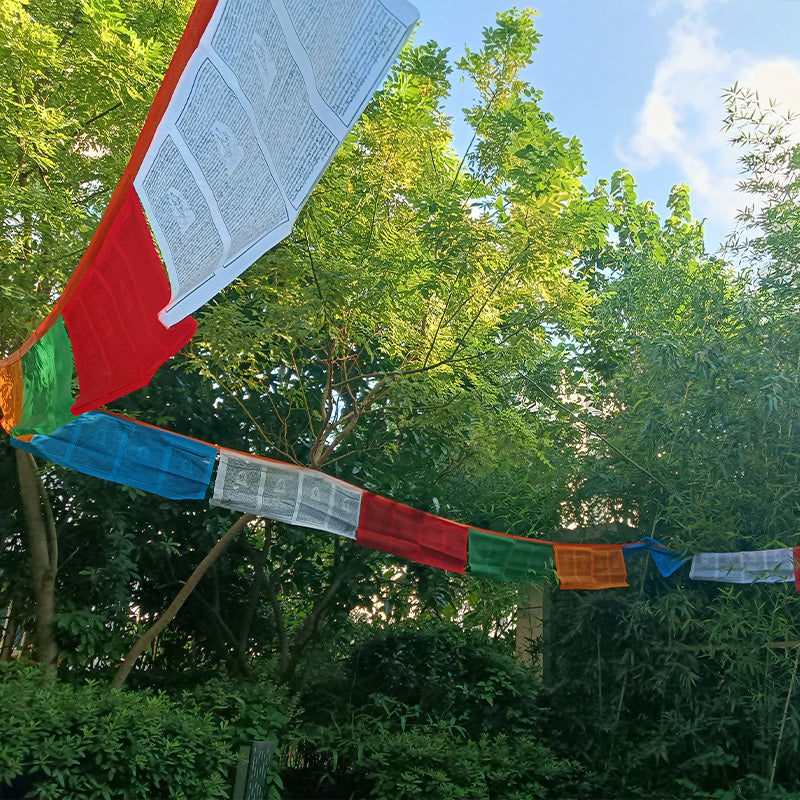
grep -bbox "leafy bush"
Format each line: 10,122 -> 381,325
307,625 -> 546,738
283,625 -> 584,799
542,577 -> 800,798
293,715 -> 582,800
189,665 -> 293,747
0,662 -> 233,800
189,666 -> 292,799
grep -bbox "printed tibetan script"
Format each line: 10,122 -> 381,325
135,0 -> 418,326
689,549 -> 796,583
211,449 -> 363,538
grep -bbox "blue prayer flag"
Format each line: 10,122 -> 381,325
622,537 -> 688,578
11,411 -> 216,500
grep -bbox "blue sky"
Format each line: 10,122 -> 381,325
412,0 -> 800,251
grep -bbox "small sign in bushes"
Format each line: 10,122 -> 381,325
232,741 -> 275,800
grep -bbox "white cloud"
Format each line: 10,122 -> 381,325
649,0 -> 728,17
738,58 -> 800,136
618,2 -> 799,249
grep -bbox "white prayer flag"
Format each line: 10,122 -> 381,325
689,549 -> 796,584
211,448 -> 362,538
134,0 -> 419,326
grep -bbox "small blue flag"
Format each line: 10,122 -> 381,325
622,536 -> 688,577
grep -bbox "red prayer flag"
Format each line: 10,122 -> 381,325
553,543 -> 629,590
63,188 -> 197,414
356,491 -> 468,573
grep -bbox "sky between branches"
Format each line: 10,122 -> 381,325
415,0 -> 800,252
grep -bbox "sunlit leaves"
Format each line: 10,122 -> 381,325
192,9 -> 602,480
0,0 -> 193,350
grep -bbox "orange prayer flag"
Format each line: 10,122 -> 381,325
553,543 -> 629,590
0,358 -> 23,433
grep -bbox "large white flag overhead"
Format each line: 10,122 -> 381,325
135,0 -> 419,327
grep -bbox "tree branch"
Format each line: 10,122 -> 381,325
262,566 -> 290,678
236,522 -> 272,669
110,513 -> 255,689
282,560 -> 354,683
522,375 -> 676,494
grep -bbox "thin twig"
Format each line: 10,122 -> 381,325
769,645 -> 800,792
522,375 -> 676,494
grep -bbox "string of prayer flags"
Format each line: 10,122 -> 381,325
553,543 -> 629,590
689,549 -> 797,584
211,449 -> 363,538
135,0 -> 419,326
622,537 -> 688,578
11,411 -> 216,500
7,318 -> 76,438
356,491 -> 469,573
13,405 -> 800,594
62,188 -> 197,416
467,529 -> 555,584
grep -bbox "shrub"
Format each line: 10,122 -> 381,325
283,624 -> 584,799
0,662 -> 232,800
293,715 -> 582,800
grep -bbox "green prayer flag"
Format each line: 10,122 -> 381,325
468,529 -> 555,584
12,317 -> 76,437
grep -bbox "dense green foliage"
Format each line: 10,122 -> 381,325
1,662 -> 240,799
3,2 -> 800,798
284,625 -> 583,799
542,92 -> 800,798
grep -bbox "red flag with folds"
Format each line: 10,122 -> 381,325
794,546 -> 800,594
63,188 -> 197,414
356,491 -> 468,573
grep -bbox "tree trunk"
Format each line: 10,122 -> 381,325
0,595 -> 19,660
281,560 -> 353,685
515,583 -> 548,677
111,512 -> 255,689
15,450 -> 58,673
